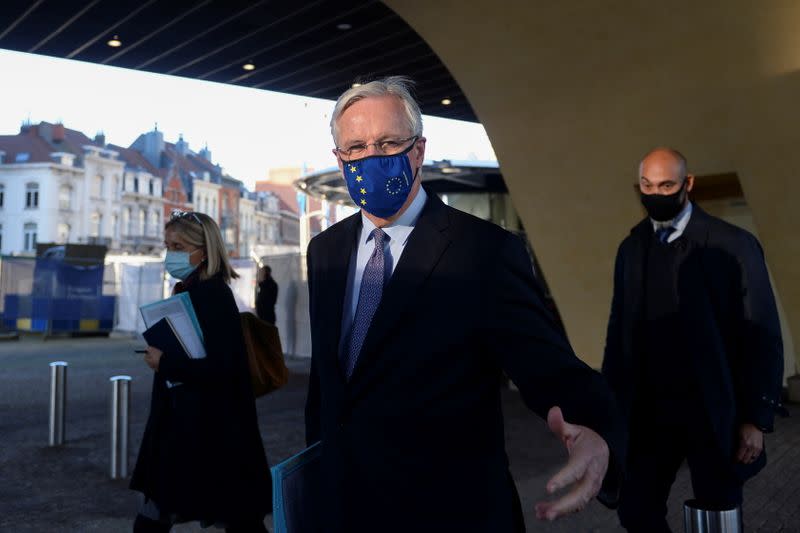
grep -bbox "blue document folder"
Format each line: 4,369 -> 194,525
271,441 -> 321,533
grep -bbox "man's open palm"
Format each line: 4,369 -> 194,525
535,406 -> 610,521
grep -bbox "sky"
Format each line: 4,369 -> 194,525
0,49 -> 496,190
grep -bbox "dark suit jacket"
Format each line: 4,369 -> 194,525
305,192 -> 625,533
602,204 -> 784,479
130,273 -> 272,524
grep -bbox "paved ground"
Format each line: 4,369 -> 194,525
1,335 -> 798,532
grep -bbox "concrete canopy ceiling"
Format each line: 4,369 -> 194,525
0,0 -> 476,122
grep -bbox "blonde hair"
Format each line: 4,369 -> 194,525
165,212 -> 239,282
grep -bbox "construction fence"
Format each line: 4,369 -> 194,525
0,253 -> 311,357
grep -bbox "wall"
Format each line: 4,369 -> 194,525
385,0 -> 800,371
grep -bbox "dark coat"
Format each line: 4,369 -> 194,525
602,204 -> 784,479
305,192 -> 626,533
130,273 -> 272,523
256,278 -> 278,324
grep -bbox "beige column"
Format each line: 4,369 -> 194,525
385,0 -> 800,370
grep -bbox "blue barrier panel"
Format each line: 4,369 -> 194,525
4,295 -> 19,319
14,296 -> 32,318
50,319 -> 78,332
100,296 -> 115,321
32,297 -> 52,321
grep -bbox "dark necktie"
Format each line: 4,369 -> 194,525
343,228 -> 388,379
655,226 -> 676,244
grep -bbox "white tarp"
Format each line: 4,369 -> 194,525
116,262 -> 165,333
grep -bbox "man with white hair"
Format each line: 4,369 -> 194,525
304,76 -> 625,532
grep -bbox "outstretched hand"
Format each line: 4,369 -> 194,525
535,406 -> 610,521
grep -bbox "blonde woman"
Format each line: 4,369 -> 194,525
131,211 -> 271,533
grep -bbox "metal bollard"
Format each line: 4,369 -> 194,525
684,500 -> 742,533
109,375 -> 132,479
49,361 -> 68,446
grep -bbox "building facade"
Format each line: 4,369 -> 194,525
0,123 -> 286,257
0,123 -> 127,254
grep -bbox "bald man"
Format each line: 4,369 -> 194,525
601,148 -> 784,532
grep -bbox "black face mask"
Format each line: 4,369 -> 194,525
640,179 -> 688,222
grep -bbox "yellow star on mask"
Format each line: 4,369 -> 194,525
360,188 -> 366,194
360,199 -> 367,205
349,165 -> 357,173
355,175 -> 363,182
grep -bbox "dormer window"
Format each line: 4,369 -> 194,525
15,152 -> 30,163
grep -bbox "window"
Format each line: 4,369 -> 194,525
112,176 -> 119,199
0,184 -> 4,208
148,211 -> 159,237
90,212 -> 101,238
92,175 -> 104,198
138,208 -> 146,236
111,214 -> 118,240
24,222 -> 37,251
57,223 -> 70,244
0,223 -> 3,252
122,208 -> 131,236
149,179 -> 154,196
15,152 -> 29,163
59,185 -> 71,209
25,183 -> 39,208
134,177 -> 139,194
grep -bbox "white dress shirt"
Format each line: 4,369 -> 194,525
338,186 -> 428,353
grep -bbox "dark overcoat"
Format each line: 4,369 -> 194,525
602,204 -> 784,480
130,273 -> 272,524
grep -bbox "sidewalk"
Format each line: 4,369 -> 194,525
0,336 -> 798,532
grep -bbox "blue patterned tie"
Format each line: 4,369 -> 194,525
343,228 -> 388,379
655,226 -> 676,244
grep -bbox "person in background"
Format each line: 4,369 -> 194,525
131,210 -> 272,533
602,147 -> 784,532
256,264 -> 278,325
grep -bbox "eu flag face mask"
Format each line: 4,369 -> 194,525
165,249 -> 201,280
341,141 -> 418,219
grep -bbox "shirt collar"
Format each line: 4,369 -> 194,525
360,186 -> 428,246
651,200 -> 693,232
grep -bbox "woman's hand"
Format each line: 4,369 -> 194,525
144,346 -> 163,371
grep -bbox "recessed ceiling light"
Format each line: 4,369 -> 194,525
441,98 -> 452,106
107,35 -> 122,48
243,62 -> 255,71
337,23 -> 352,30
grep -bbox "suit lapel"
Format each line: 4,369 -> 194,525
348,194 -> 452,390
627,219 -> 651,319
319,213 -> 361,380
681,203 -> 711,246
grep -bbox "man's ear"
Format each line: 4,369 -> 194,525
334,151 -> 344,173
685,174 -> 695,193
412,136 -> 427,169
